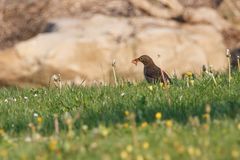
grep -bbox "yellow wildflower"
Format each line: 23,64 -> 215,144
232,149 -> 239,159
163,154 -> 171,160
186,72 -> 193,77
148,86 -> 153,91
160,82 -> 164,88
237,123 -> 240,130
136,155 -> 144,160
202,113 -> 210,120
0,149 -> 8,158
141,122 -> 148,128
124,111 -> 129,117
0,129 -> 5,136
37,117 -> 43,124
126,144 -> 133,153
163,83 -> 170,90
120,150 -> 128,159
142,141 -> 149,150
190,80 -> 194,86
99,125 -> 109,137
155,112 -> 162,120
187,146 -> 201,157
49,138 -> 58,151
123,123 -> 129,128
165,120 -> 173,128
195,148 -> 201,157
187,146 -> 194,156
101,128 -> 109,137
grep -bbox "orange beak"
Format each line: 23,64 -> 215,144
131,58 -> 139,66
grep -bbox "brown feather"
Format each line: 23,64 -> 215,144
132,55 -> 171,84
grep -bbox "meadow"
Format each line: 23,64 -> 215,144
0,71 -> 240,160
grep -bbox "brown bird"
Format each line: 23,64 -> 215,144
132,55 -> 171,84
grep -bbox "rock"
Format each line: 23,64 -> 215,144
129,0 -> 183,19
222,27 -> 240,49
183,7 -> 231,31
48,0 -> 143,17
0,0 -> 49,49
179,0 -> 223,8
133,23 -> 227,76
0,14 -> 228,86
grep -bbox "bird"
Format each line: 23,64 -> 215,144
132,55 -> 171,84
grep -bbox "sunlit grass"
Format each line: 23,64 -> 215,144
0,72 -> 240,159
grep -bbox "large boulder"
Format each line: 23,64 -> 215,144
0,14 -> 228,86
0,0 -> 49,49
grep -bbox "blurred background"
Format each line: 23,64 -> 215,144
0,0 -> 239,86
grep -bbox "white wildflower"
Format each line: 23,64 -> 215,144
33,113 -> 38,117
25,136 -> 32,142
121,92 -> 125,97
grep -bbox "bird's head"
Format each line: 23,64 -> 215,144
132,55 -> 154,66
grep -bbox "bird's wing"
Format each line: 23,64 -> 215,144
144,66 -> 160,83
144,65 -> 171,83
144,66 -> 160,78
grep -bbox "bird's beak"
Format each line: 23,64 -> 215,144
131,58 -> 139,66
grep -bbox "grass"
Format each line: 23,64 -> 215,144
0,72 -> 240,159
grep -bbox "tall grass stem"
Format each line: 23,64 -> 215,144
112,59 -> 118,86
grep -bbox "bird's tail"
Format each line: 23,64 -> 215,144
163,71 -> 172,84
160,69 -> 172,84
